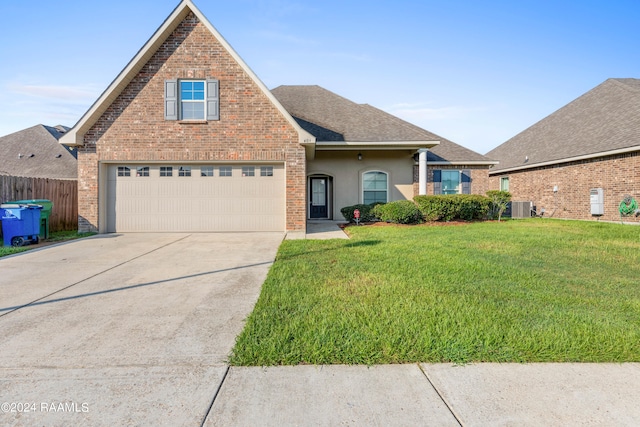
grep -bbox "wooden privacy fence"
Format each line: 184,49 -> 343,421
0,175 -> 78,232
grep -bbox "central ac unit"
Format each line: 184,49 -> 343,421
511,201 -> 533,219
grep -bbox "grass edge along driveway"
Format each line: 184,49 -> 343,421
230,220 -> 640,365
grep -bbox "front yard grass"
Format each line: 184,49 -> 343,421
230,220 -> 640,365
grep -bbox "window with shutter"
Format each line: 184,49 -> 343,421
164,78 -> 219,121
434,170 -> 468,194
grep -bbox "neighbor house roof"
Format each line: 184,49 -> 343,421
272,85 -> 494,164
487,78 -> 640,174
59,0 -> 314,148
0,124 -> 77,179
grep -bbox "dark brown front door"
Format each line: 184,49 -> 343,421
310,177 -> 328,218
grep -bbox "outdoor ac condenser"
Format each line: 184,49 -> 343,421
511,201 -> 533,219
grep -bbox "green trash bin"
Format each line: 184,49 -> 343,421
8,199 -> 53,239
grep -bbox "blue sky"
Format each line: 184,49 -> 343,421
1,0 -> 638,154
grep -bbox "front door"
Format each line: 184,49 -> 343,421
310,177 -> 328,218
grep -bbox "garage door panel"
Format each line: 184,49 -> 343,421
107,164 -> 285,232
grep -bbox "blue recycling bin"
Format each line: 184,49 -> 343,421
1,204 -> 43,246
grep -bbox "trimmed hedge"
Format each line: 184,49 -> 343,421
372,201 -> 423,224
414,194 -> 491,221
340,203 -> 383,222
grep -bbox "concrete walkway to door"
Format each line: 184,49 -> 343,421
0,232 -> 283,426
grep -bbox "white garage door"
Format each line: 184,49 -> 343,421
106,164 -> 285,232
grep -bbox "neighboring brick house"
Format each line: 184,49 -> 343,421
487,78 -> 640,223
61,0 -> 494,234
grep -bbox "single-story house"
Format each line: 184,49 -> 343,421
60,0 -> 495,235
0,124 -> 76,180
487,78 -> 640,223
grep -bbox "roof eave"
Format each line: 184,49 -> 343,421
489,145 -> 640,175
315,140 -> 440,151
426,160 -> 499,166
60,0 -> 315,147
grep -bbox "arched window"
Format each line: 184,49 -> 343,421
362,171 -> 388,204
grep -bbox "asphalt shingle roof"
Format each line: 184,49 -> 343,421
0,124 -> 77,179
487,78 -> 640,173
271,85 -> 491,163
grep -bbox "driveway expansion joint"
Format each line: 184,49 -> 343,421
201,365 -> 230,426
418,363 -> 463,427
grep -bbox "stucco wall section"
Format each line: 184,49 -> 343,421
77,12 -> 305,232
308,150 -> 415,219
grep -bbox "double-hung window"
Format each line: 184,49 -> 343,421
441,170 -> 461,195
180,82 -> 205,120
500,177 -> 510,192
164,79 -> 219,121
362,171 -> 388,204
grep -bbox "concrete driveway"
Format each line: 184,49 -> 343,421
0,233 -> 283,427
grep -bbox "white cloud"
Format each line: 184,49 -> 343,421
0,83 -> 99,135
7,83 -> 99,104
387,103 -> 486,122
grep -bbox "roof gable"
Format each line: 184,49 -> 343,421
0,125 -> 77,179
60,0 -> 313,147
487,78 -> 640,173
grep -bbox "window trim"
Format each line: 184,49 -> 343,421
136,166 -> 150,177
242,166 -> 255,177
500,177 -> 510,192
117,166 -> 131,177
160,166 -> 173,177
441,170 -> 461,195
361,170 -> 388,204
201,166 -> 214,177
180,80 -> 206,121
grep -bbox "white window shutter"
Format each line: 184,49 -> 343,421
164,79 -> 178,120
206,79 -> 219,120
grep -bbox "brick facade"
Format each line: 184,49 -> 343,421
412,165 -> 492,196
488,152 -> 640,223
77,13 -> 305,232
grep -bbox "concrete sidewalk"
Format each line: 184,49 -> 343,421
206,363 -> 640,426
286,220 -> 350,240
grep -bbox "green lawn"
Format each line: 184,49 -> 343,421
0,231 -> 95,258
230,220 -> 640,365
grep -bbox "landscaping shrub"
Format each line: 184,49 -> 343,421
486,190 -> 512,221
371,200 -> 423,224
458,194 -> 491,220
340,203 -> 382,222
414,194 -> 490,221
